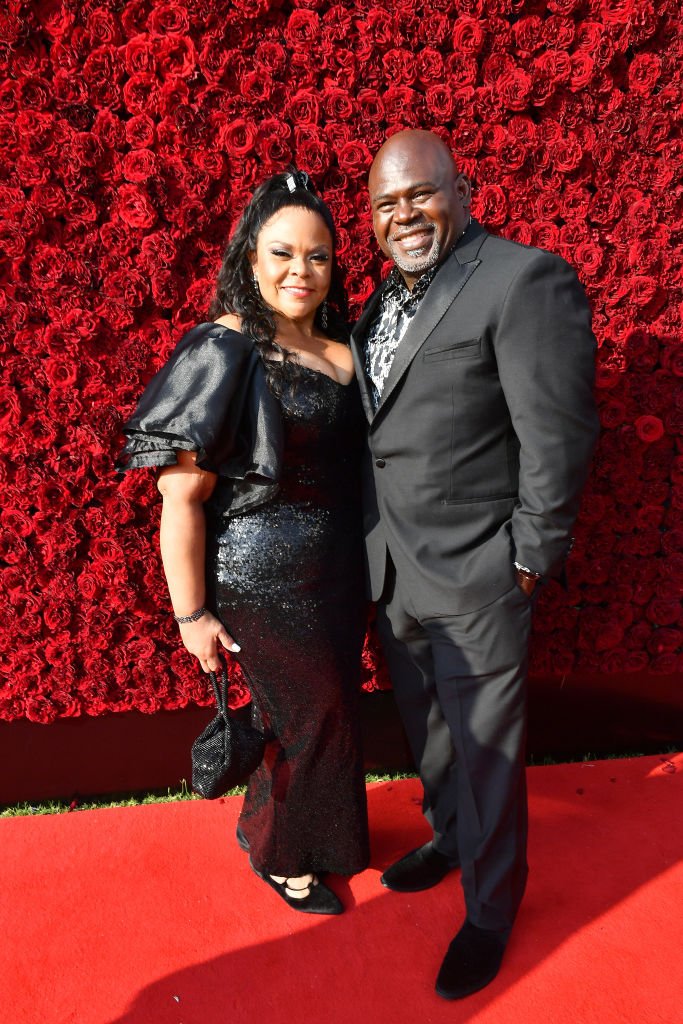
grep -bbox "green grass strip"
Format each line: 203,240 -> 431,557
1,752 -> 676,817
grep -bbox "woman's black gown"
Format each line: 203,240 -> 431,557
118,326 -> 370,878
203,359 -> 369,878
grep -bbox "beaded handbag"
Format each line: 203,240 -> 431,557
191,668 -> 265,799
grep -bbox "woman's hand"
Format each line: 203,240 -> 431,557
178,611 -> 241,674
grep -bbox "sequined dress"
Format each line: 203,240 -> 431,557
205,359 -> 370,878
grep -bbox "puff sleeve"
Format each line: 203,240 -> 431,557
116,323 -> 260,476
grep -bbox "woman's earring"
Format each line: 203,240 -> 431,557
321,301 -> 328,331
252,272 -> 259,292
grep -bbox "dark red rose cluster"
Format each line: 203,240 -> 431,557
1,0 -> 682,723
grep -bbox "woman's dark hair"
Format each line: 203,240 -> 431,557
208,171 -> 349,371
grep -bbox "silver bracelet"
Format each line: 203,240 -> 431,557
514,561 -> 542,579
173,606 -> 207,624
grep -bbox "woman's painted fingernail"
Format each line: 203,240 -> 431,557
230,643 -> 241,652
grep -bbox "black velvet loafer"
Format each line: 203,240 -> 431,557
380,842 -> 458,892
249,858 -> 343,915
435,920 -> 507,1000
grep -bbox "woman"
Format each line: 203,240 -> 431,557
118,171 -> 369,915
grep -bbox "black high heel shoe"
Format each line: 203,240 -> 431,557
249,858 -> 343,915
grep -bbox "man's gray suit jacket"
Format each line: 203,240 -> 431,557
350,218 -> 600,616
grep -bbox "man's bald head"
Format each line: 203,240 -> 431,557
369,130 -> 459,192
368,130 -> 471,287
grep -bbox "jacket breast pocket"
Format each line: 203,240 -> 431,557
423,337 -> 481,362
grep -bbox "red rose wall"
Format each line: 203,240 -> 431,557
1,0 -> 682,726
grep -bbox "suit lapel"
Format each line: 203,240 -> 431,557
375,238 -> 484,416
351,220 -> 488,424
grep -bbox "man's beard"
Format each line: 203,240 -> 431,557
388,226 -> 441,275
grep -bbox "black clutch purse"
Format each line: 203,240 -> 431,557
191,668 -> 265,799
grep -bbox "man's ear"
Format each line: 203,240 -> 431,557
456,174 -> 472,209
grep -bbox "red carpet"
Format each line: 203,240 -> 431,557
2,755 -> 682,1024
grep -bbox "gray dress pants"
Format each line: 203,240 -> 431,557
376,554 -> 534,935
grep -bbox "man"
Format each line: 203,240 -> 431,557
350,130 -> 599,999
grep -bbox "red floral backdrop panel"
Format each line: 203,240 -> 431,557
1,0 -> 682,724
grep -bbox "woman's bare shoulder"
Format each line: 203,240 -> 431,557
214,313 -> 242,332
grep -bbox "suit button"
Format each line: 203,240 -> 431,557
375,458 -> 386,468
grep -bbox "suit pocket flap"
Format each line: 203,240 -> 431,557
423,338 -> 481,361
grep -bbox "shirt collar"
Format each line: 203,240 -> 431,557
383,262 -> 438,308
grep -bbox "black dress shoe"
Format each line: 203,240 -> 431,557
236,825 -> 249,852
435,920 -> 507,1000
249,858 -> 343,915
380,842 -> 458,892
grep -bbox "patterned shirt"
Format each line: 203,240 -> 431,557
364,266 -> 438,410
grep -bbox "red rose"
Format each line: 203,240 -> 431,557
255,41 -> 287,75
543,14 -> 576,48
322,88 -> 355,122
628,52 -> 661,94
284,10 -> 320,47
148,3 -> 190,36
473,184 -> 507,227
497,67 -> 532,110
567,52 -> 594,92
156,35 -> 196,78
150,269 -> 179,309
512,15 -> 544,56
140,230 -> 177,271
573,240 -> 604,277
0,221 -> 26,258
451,16 -> 487,54
124,113 -> 155,149
115,183 -> 157,229
82,44 -> 124,107
496,137 -> 526,171
504,222 -> 533,245
647,628 -> 683,656
123,72 -> 159,116
87,8 -> 121,46
383,47 -> 417,85
550,133 -> 583,172
598,397 -> 629,429
336,140 -> 372,175
356,88 -> 385,123
532,220 -> 559,250
122,148 -> 157,182
287,88 -> 321,126
360,8 -> 396,48
294,127 -> 331,177
383,85 -> 422,126
646,599 -> 682,627
124,33 -> 157,75
217,117 -> 257,157
547,0 -> 582,13
24,695 -> 60,725
36,2 -> 74,40
43,355 -> 79,389
104,267 -> 149,307
445,53 -> 479,89
346,271 -> 377,310
451,123 -> 482,158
